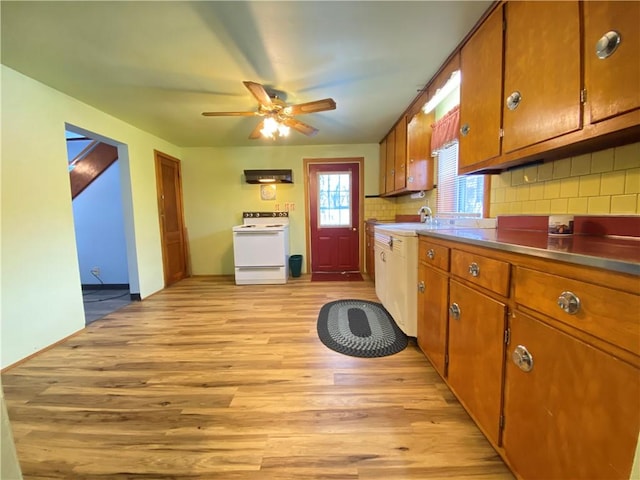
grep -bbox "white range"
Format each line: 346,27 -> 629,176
374,218 -> 497,337
232,211 -> 290,285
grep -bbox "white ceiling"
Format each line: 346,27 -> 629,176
1,1 -> 491,148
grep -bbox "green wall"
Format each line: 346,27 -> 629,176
181,144 -> 380,275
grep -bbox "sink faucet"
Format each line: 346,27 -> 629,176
418,205 -> 432,223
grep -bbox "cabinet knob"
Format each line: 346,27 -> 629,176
512,345 -> 534,372
449,302 -> 461,320
506,91 -> 522,111
557,291 -> 581,315
418,281 -> 425,293
460,123 -> 470,136
596,30 -> 621,59
427,248 -> 435,260
468,262 -> 480,277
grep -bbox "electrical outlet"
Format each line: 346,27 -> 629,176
90,267 -> 100,277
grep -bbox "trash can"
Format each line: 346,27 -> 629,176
289,255 -> 303,278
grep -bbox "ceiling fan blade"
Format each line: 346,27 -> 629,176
284,98 -> 336,116
243,81 -> 273,107
249,120 -> 265,139
202,111 -> 258,117
281,117 -> 319,137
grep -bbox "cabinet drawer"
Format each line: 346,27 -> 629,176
514,267 -> 640,356
450,249 -> 510,296
418,240 -> 449,271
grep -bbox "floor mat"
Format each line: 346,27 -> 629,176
317,299 -> 408,358
311,271 -> 363,282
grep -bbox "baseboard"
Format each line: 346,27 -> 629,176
82,283 -> 130,291
130,293 -> 141,301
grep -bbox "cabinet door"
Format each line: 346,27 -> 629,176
459,4 -> 503,171
379,138 -> 387,194
418,263 -> 449,378
584,1 -> 640,124
374,244 -> 387,305
503,1 -> 581,153
407,110 -> 434,191
448,280 -> 507,445
394,118 -> 407,191
504,311 -> 640,480
385,130 -> 396,193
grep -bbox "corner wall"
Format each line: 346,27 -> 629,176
1,66 -> 182,368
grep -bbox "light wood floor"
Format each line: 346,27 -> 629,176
2,276 -> 514,479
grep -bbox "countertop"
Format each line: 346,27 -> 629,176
418,228 -> 640,276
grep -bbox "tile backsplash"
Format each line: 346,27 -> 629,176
365,142 -> 640,221
490,142 -> 640,216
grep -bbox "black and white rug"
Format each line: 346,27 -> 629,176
317,299 -> 408,358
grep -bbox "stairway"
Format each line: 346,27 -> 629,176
68,141 -> 118,199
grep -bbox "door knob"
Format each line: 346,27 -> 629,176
449,302 -> 461,320
512,345 -> 534,372
557,291 -> 580,315
506,91 -> 522,111
596,30 -> 621,59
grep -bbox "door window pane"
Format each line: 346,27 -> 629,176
318,172 -> 351,227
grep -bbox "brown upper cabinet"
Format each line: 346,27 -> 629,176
394,116 -> 408,191
380,111 -> 435,196
502,1 -> 582,154
378,137 -> 387,194
459,4 -> 504,173
457,1 -> 638,174
407,110 -> 435,192
583,1 -> 640,124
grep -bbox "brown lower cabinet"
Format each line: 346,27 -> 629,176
503,311 -> 640,480
448,280 -> 507,447
416,235 -> 640,479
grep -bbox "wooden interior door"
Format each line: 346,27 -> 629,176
155,151 -> 188,286
307,160 -> 361,273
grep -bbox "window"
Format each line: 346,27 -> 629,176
317,172 -> 351,227
435,141 -> 485,216
428,77 -> 485,217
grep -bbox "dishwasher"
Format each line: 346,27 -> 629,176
374,225 -> 418,337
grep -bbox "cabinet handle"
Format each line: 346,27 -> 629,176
596,30 -> 621,59
460,123 -> 470,136
449,302 -> 461,320
418,281 -> 425,293
506,91 -> 522,111
512,345 -> 534,372
380,251 -> 386,262
557,291 -> 581,315
468,262 -> 480,277
427,249 -> 435,260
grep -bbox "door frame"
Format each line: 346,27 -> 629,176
303,157 -> 365,275
154,150 -> 189,286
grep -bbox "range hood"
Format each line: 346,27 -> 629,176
244,169 -> 293,184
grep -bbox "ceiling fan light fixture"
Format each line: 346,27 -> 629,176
261,116 -> 289,139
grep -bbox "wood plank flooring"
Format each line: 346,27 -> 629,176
2,276 -> 514,479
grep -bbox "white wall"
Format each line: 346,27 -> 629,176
181,144 -> 380,275
72,161 -> 129,285
1,66 -> 182,368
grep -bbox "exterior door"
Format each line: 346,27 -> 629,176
154,150 -> 188,286
307,160 -> 361,273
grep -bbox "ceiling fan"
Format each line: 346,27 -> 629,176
202,81 -> 336,139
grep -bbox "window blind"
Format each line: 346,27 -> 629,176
436,141 -> 484,216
